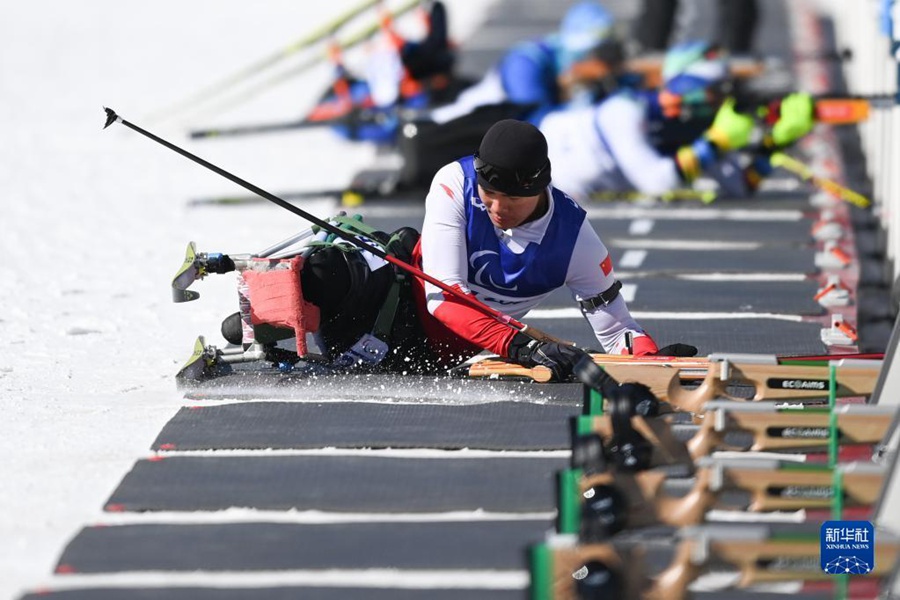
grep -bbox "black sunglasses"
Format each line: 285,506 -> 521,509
473,152 -> 549,191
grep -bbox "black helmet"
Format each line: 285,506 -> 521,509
474,119 -> 552,197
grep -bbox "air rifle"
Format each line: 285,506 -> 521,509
531,523 -> 899,600
752,93 -> 895,126
188,106 -> 393,140
627,55 -> 767,89
560,458 -> 884,538
462,353 -> 882,412
574,401 -> 896,462
562,369 -> 888,536
700,88 -> 895,126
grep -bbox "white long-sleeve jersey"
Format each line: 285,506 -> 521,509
539,92 -> 684,200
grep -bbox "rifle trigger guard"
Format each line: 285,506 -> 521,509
709,462 -> 725,492
714,407 -> 727,432
718,358 -> 732,381
691,532 -> 711,564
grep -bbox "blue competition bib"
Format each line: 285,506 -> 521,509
459,155 -> 585,298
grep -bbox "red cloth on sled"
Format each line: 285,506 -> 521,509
241,256 -> 320,356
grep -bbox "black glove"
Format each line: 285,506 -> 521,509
507,333 -> 589,382
654,343 -> 698,357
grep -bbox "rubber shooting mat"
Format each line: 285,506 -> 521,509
456,0 -> 578,77
540,278 -> 824,315
707,191 -> 817,211
21,588 -> 525,600
590,217 -> 812,244
357,213 -> 812,246
607,246 -> 817,274
152,401 -> 579,452
105,455 -> 567,512
181,370 -> 584,403
352,202 -> 814,239
54,520 -> 550,573
691,594 -> 830,600
527,318 -> 828,356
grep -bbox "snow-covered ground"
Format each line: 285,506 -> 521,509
0,2 -> 494,597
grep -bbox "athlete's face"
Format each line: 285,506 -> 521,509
478,185 -> 544,230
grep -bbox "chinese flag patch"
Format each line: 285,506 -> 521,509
600,254 -> 613,276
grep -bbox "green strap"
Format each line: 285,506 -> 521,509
577,415 -> 595,437
530,544 -> 553,600
830,462 -> 849,600
583,385 -> 605,415
828,363 -> 839,468
835,576 -> 849,600
307,213 -> 403,345
373,279 -> 401,341
332,214 -> 380,236
832,465 -> 848,600
558,469 -> 583,535
305,215 -> 383,248
831,468 -> 844,520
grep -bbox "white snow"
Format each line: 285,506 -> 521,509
0,1 -> 495,596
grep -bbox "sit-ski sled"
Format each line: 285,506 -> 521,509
171,216 -> 406,385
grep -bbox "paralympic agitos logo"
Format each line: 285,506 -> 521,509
469,250 -> 518,292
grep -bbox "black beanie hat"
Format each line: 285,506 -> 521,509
475,119 -> 552,196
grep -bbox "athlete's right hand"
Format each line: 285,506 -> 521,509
507,333 -> 589,382
705,97 -> 755,151
653,343 -> 698,357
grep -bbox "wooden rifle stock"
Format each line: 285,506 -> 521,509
464,354 -> 709,383
577,461 -> 884,528
540,533 -> 898,599
583,403 -> 894,463
687,403 -> 895,457
602,360 -> 880,412
468,355 -> 881,411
